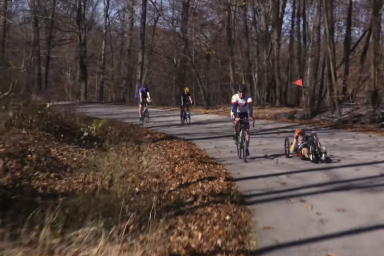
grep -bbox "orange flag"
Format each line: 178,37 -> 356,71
292,79 -> 303,87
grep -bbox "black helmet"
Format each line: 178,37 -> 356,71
238,84 -> 246,93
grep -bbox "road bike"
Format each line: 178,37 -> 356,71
140,100 -> 150,125
234,117 -> 255,162
181,105 -> 191,125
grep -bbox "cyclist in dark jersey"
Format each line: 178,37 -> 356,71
180,87 -> 193,121
138,84 -> 151,119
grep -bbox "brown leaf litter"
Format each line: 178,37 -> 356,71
0,104 -> 254,256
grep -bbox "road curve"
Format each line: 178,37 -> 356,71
78,103 -> 384,256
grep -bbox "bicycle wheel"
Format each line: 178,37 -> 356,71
242,131 -> 247,162
180,111 -> 185,124
284,137 -> 291,158
237,130 -> 243,159
145,109 -> 150,123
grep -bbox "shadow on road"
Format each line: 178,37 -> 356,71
243,174 -> 384,200
231,160 -> 384,182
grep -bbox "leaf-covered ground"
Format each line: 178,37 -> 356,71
0,103 -> 254,256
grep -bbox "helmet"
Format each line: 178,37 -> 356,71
295,129 -> 303,136
184,87 -> 189,93
238,84 -> 246,93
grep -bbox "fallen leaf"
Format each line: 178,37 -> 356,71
336,208 -> 346,212
263,226 -> 274,230
306,203 -> 313,210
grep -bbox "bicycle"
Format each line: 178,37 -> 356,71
181,104 -> 191,125
234,117 -> 255,162
140,100 -> 150,125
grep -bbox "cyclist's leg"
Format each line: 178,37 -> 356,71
139,100 -> 143,117
234,119 -> 240,138
301,146 -> 310,159
186,104 -> 190,117
180,104 -> 184,119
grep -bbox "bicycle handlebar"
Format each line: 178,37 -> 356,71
233,117 -> 255,127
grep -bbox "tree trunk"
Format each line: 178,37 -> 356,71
125,0 -> 135,101
135,0 -> 147,97
98,0 -> 109,102
76,0 -> 88,101
342,0 -> 353,97
242,2 -> 253,98
142,0 -> 162,85
353,28 -> 372,102
323,0 -> 341,117
250,0 -> 260,103
287,0 -> 295,106
0,0 -> 7,65
32,0 -> 42,92
271,0 -> 287,107
370,0 -> 383,111
294,0 -> 302,106
44,0 -> 56,91
226,3 -> 236,95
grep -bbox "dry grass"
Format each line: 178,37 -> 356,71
0,102 -> 254,256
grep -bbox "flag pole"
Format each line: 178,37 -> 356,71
292,79 -> 308,124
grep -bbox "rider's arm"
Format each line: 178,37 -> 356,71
181,95 -> 183,105
290,138 -> 298,153
247,97 -> 253,118
146,88 -> 151,99
188,95 -> 192,104
231,95 -> 238,117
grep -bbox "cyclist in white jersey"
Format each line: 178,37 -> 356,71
231,84 -> 253,156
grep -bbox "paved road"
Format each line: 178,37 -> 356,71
78,103 -> 384,256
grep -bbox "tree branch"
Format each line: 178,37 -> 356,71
0,83 -> 14,99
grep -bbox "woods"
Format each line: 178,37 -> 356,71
0,0 -> 383,111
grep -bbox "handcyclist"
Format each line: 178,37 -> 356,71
290,129 -> 327,161
180,87 -> 193,121
231,84 -> 253,156
290,129 -> 310,159
138,84 -> 151,120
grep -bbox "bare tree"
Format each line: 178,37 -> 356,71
370,0 -> 383,111
76,0 -> 88,101
135,0 -> 148,98
98,0 -> 110,101
43,0 -> 57,90
0,0 -> 7,64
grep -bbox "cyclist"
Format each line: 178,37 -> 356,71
138,84 -> 151,120
180,87 -> 193,121
290,129 -> 310,159
231,84 -> 253,156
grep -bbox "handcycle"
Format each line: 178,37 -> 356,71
180,103 -> 191,125
284,131 -> 327,163
234,117 -> 255,162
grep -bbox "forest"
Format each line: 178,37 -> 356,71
0,0 -> 383,116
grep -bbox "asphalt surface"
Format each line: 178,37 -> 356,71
78,103 -> 384,256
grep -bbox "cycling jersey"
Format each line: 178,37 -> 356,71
138,87 -> 149,99
181,92 -> 191,103
231,93 -> 253,117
